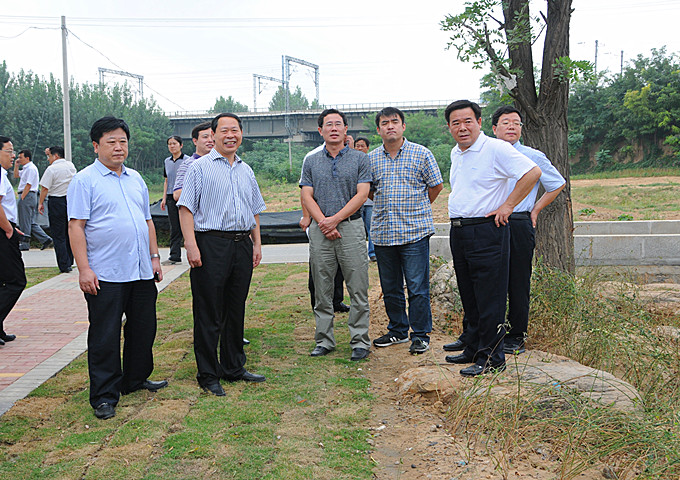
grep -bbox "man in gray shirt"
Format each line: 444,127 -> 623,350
299,108 -> 371,361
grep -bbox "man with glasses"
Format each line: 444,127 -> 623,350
0,137 -> 23,345
443,100 -> 540,376
300,109 -> 371,361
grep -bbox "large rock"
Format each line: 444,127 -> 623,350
430,260 -> 463,314
396,349 -> 642,413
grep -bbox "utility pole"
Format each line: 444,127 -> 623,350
281,55 -> 320,174
620,50 -> 624,75
61,16 -> 72,162
594,39 -> 599,76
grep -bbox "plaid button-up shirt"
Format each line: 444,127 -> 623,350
369,139 -> 443,246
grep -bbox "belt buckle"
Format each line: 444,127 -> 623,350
451,219 -> 462,227
235,232 -> 248,242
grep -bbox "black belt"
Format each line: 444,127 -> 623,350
450,216 -> 495,227
510,211 -> 531,220
198,230 -> 250,241
342,212 -> 362,222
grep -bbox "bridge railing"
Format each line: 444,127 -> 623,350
166,99 -> 481,119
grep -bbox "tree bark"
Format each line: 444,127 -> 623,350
504,0 -> 575,272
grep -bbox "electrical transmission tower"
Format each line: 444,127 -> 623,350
252,74 -> 283,112
98,67 -> 144,102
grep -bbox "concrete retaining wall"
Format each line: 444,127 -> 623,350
430,220 -> 680,267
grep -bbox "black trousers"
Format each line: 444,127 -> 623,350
308,266 -> 345,309
191,232 -> 252,385
166,194 -> 183,261
85,279 -> 158,408
507,215 -> 535,343
0,226 -> 27,334
450,222 -> 509,367
48,196 -> 73,272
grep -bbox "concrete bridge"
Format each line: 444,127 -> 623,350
168,101 -> 452,144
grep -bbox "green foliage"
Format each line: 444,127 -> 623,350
0,61 -> 172,176
240,139 -> 309,183
617,213 -> 634,221
268,85 -> 310,111
210,95 -> 249,113
569,47 -> 680,170
577,207 -> 595,216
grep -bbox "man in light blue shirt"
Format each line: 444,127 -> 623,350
68,117 -> 168,420
493,106 -> 565,353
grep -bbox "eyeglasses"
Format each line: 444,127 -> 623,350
1,149 -> 15,154
499,121 -> 523,127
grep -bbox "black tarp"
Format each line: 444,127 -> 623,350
150,200 -> 307,244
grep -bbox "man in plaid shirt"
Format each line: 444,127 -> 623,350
369,107 -> 443,355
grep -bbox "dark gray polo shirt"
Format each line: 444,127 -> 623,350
299,145 -> 371,217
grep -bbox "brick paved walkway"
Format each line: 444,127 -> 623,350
0,257 -> 189,415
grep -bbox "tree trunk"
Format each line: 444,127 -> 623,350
505,0 -> 575,272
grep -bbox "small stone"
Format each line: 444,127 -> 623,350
602,466 -> 617,479
412,464 -> 417,469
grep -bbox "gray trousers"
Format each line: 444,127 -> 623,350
309,217 -> 370,350
18,191 -> 51,248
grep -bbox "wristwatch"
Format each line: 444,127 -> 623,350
150,253 -> 161,259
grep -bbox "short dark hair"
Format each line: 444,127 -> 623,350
491,105 -> 523,126
355,137 -> 370,148
49,146 -> 65,158
192,121 -> 212,140
0,136 -> 12,150
167,135 -> 183,145
375,107 -> 405,127
18,149 -> 32,160
211,113 -> 243,132
444,100 -> 482,123
317,109 -> 348,128
90,117 -> 131,143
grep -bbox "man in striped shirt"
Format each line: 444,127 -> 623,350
178,113 -> 267,396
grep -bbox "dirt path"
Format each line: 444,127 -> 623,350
363,281 -> 629,479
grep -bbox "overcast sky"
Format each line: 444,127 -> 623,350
1,0 -> 678,114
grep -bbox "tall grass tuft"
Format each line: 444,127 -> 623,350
445,259 -> 680,479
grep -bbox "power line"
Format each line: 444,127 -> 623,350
66,28 -> 186,110
0,26 -> 56,39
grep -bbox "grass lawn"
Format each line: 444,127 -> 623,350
24,267 -> 62,289
0,265 -> 374,480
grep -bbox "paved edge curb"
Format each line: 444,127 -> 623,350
0,264 -> 190,416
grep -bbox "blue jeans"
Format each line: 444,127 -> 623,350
374,236 -> 432,342
361,205 -> 375,258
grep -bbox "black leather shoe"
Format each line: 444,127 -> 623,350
141,379 -> 168,391
445,352 -> 475,364
443,339 -> 466,352
0,333 -> 15,342
351,348 -> 370,361
227,371 -> 266,383
122,379 -> 168,395
201,382 -> 226,396
41,239 -> 53,250
310,346 -> 333,357
243,338 -> 250,345
460,363 -> 506,377
94,403 -> 116,419
334,302 -> 350,313
0,338 -> 5,346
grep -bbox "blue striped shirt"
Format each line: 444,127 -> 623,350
511,142 -> 565,212
369,139 -> 443,246
177,148 -> 265,232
